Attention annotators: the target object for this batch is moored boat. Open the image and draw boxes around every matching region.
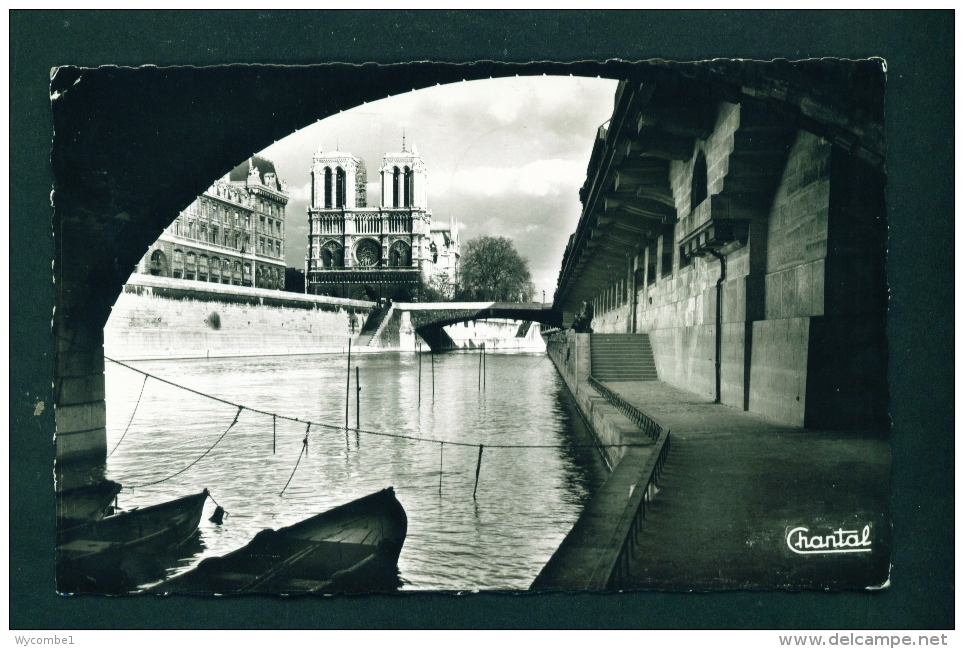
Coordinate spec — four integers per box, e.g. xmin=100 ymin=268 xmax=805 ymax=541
xmin=57 ymin=489 xmax=209 ymax=593
xmin=56 ymin=479 xmax=123 ymax=526
xmin=151 ymin=487 xmax=407 ymax=594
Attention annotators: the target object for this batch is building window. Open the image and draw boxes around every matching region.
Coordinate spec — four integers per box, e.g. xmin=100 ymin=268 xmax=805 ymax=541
xmin=173 ymin=270 xmax=182 ymax=279
xmin=149 ymin=249 xmax=167 ymax=276
xmin=234 ymin=212 xmax=239 ymax=226
xmin=691 ymin=150 xmax=708 ymax=211
xmin=245 ymin=215 xmax=251 ymax=228
xmin=212 ymin=226 xmax=218 ymax=244
xmin=404 ymin=166 xmax=412 ymax=207
xmin=678 ymin=246 xmax=692 ymax=270
xmin=389 ymin=241 xmax=411 ymax=267
xmin=260 ymin=216 xmax=266 ymax=232
xmin=173 ymin=249 xmax=183 ymax=264
xmin=324 ymin=167 xmax=333 ymax=209
xmin=259 ymin=237 xmax=265 ymax=254
xmin=336 ymin=167 xmax=346 ymax=208
xmin=392 ymin=167 xmax=400 ymax=208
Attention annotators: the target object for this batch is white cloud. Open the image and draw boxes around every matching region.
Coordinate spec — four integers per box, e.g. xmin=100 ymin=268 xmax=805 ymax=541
xmin=287 ymin=181 xmax=312 ymax=203
xmin=524 ymin=224 xmax=540 ymax=233
xmin=434 ymin=159 xmax=585 ymax=198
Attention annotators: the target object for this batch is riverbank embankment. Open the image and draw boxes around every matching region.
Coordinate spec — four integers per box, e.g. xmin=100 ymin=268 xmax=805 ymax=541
xmin=533 ymin=330 xmax=664 ymax=590
xmin=105 ymin=276 xmax=375 ymax=360
xmin=537 ymin=329 xmax=891 ymax=590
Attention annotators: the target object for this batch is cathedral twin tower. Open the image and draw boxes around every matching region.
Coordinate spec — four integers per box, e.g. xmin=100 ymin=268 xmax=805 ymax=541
xmin=306 ymin=141 xmax=457 ymax=301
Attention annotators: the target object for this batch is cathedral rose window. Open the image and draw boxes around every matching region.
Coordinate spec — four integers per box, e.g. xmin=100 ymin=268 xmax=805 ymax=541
xmin=355 ymin=239 xmax=381 ymax=267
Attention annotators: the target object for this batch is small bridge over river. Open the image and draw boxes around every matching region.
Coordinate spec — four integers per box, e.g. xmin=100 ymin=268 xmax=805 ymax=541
xmin=362 ymin=302 xmax=562 ymax=351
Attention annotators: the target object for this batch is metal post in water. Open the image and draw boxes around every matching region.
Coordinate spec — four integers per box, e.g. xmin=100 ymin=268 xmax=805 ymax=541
xmin=438 ymin=441 xmax=443 ymax=496
xmin=482 ymin=342 xmax=486 ymax=390
xmin=431 ymin=348 xmax=435 ymax=402
xmin=355 ymin=366 xmax=360 ymax=430
xmin=345 ymin=338 xmax=352 ymax=430
xmin=478 ymin=342 xmax=483 ymax=391
xmin=272 ymin=415 xmax=276 ymax=455
xmin=418 ymin=343 xmax=422 ymax=406
xmin=473 ymin=444 xmax=484 ymax=500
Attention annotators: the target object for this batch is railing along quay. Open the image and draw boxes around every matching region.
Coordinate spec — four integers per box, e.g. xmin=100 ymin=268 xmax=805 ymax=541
xmin=589 ymin=375 xmax=661 ymax=442
xmin=585 ymin=373 xmax=671 ymax=589
xmin=588 ymin=427 xmax=671 ymax=590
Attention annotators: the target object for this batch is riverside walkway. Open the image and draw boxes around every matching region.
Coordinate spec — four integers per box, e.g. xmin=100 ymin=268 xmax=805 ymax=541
xmin=600 ymin=381 xmax=891 ymax=590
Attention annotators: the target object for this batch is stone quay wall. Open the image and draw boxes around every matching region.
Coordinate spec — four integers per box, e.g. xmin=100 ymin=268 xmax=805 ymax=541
xmin=546 ymin=329 xmax=639 ymax=468
xmin=590 ymin=106 xmax=887 ymax=430
xmin=104 ymin=275 xmax=375 ymax=360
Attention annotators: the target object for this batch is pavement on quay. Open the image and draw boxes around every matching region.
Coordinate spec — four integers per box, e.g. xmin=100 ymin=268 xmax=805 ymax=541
xmin=600 ymin=380 xmax=892 ymax=590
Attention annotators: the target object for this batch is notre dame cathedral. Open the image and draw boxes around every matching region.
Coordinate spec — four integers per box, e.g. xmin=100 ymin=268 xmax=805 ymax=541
xmin=306 ymin=140 xmax=459 ymax=301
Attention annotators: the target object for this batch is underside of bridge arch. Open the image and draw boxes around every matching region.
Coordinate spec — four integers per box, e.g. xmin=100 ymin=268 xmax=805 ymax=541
xmin=51 ymin=59 xmax=886 ymax=463
xmin=49 ymin=61 xmax=639 ymax=464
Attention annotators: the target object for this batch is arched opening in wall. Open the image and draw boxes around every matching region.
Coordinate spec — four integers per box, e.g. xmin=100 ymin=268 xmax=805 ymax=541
xmin=222 ymin=258 xmax=231 ymax=284
xmin=336 ymin=167 xmax=346 ymax=208
xmin=403 ymin=166 xmax=412 ymax=207
xmin=210 ymin=256 xmax=221 ymax=283
xmin=47 ymin=66 xmax=888 ymax=592
xmin=392 ymin=166 xmax=400 ymax=208
xmin=243 ymin=263 xmax=252 ymax=287
xmin=198 ymin=255 xmax=209 ymax=282
xmin=149 ymin=249 xmax=167 ymax=276
xmin=691 ymin=150 xmax=708 ymax=211
xmin=324 ymin=167 xmax=333 ymax=209
xmin=185 ymin=252 xmax=197 ymax=280
xmin=172 ymin=249 xmax=183 ymax=278
xmin=388 ymin=241 xmax=411 ymax=267
xmin=321 ymin=240 xmax=343 ymax=268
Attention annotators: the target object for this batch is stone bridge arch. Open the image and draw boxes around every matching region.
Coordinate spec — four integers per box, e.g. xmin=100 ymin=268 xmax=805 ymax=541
xmin=51 ymin=59 xmax=885 ymax=463
xmin=51 ymin=62 xmax=636 ymax=463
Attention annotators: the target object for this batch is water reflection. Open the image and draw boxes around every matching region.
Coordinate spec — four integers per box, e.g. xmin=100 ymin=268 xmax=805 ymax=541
xmin=95 ymin=351 xmax=607 ymax=591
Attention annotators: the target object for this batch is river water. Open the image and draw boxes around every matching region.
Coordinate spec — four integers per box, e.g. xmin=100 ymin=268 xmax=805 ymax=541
xmin=103 ymin=350 xmax=608 ymax=591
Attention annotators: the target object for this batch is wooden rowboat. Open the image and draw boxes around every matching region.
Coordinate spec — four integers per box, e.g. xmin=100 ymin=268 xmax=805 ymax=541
xmin=151 ymin=487 xmax=407 ymax=594
xmin=56 ymin=479 xmax=122 ymax=526
xmin=57 ymin=489 xmax=209 ymax=593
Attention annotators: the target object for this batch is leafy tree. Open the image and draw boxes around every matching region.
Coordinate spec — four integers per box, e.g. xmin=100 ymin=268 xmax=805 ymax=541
xmin=415 ymin=271 xmax=455 ymax=303
xmin=456 ymin=236 xmax=535 ymax=302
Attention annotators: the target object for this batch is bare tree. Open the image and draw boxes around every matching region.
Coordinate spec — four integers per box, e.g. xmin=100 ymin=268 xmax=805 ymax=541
xmin=456 ymin=236 xmax=535 ymax=302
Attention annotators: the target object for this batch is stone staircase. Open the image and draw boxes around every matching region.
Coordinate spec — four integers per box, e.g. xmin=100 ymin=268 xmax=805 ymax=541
xmin=355 ymin=305 xmax=392 ymax=347
xmin=590 ymin=333 xmax=658 ymax=382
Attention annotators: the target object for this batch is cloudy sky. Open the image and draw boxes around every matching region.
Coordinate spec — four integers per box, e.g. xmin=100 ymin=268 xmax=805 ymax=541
xmin=256 ymin=75 xmax=618 ymax=300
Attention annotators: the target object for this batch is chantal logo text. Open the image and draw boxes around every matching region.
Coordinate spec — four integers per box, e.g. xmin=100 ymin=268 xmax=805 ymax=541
xmin=786 ymin=525 xmax=872 ymax=555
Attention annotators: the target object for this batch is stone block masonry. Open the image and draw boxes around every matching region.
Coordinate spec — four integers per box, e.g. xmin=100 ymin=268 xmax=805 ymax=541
xmin=104 ymin=275 xmax=375 ymax=360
